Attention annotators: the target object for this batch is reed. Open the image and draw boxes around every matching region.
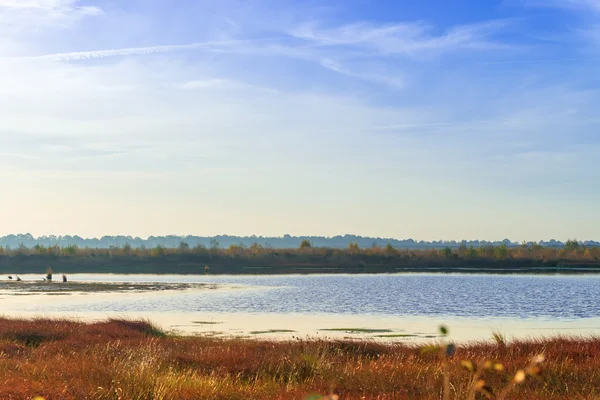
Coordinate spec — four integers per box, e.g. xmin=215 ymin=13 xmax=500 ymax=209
xmin=0 ymin=317 xmax=597 ymax=399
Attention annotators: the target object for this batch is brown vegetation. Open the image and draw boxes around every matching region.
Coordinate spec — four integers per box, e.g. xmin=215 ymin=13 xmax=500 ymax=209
xmin=0 ymin=318 xmax=598 ymax=399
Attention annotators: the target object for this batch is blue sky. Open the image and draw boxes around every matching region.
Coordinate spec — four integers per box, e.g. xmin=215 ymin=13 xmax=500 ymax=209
xmin=0 ymin=0 xmax=599 ymax=241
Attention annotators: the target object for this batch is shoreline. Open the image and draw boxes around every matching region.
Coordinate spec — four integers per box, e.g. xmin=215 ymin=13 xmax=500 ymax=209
xmin=2 ymin=309 xmax=600 ymax=344
xmin=3 ymin=268 xmax=600 ymax=275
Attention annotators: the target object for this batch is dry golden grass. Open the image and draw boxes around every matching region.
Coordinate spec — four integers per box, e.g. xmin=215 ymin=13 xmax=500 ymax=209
xmin=0 ymin=318 xmax=598 ymax=399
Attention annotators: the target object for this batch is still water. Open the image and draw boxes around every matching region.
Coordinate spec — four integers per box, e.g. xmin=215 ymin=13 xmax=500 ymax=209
xmin=21 ymin=273 xmax=600 ymax=318
xmin=2 ymin=273 xmax=600 ymax=341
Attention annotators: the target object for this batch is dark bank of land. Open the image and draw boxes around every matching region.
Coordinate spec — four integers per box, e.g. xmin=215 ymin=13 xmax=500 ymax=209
xmin=0 ymin=241 xmax=599 ymax=274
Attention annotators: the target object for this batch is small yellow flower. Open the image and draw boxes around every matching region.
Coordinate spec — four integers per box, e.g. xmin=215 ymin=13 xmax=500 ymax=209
xmin=513 ymin=369 xmax=526 ymax=383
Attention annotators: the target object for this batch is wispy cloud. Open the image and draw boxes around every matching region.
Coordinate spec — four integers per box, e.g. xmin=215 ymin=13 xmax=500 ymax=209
xmin=289 ymin=19 xmax=513 ymax=57
xmin=4 ymin=38 xmax=280 ymax=61
xmin=0 ymin=0 xmax=102 ymax=24
xmin=176 ymin=79 xmax=231 ymax=89
xmin=319 ymin=58 xmax=405 ymax=89
xmin=521 ymin=0 xmax=600 ymax=45
xmin=523 ymin=0 xmax=600 ymax=11
xmin=175 ymin=79 xmax=279 ymax=93
xmin=0 ymin=0 xmax=103 ymax=56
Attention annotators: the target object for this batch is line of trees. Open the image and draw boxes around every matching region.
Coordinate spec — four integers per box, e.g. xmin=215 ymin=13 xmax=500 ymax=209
xmin=0 ymin=239 xmax=598 ymax=262
xmin=1 ymin=234 xmax=598 ymax=250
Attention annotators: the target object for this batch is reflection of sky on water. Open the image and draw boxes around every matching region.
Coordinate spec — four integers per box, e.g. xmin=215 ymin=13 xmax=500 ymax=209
xmin=4 ymin=274 xmax=600 ymax=320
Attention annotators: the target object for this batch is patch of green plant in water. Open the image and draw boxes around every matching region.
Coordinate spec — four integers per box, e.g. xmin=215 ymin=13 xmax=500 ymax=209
xmin=375 ymin=334 xmax=419 ymax=338
xmin=320 ymin=328 xmax=393 ymax=333
xmin=198 ymin=331 xmax=224 ymax=336
xmin=249 ymin=329 xmax=296 ymax=334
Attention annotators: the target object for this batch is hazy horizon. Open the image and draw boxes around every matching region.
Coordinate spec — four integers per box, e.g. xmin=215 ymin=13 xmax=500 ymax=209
xmin=1 ymin=0 xmax=599 ymax=240
xmin=0 ymin=232 xmax=597 ymax=246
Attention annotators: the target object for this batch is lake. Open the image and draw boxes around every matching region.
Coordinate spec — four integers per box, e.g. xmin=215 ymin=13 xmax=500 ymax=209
xmin=2 ymin=273 xmax=600 ymax=342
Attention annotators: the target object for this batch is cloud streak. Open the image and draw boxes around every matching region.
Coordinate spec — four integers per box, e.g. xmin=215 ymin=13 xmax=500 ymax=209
xmin=0 ymin=0 xmax=100 ymax=12
xmin=319 ymin=58 xmax=405 ymax=88
xmin=289 ymin=19 xmax=514 ymax=56
xmin=5 ymin=38 xmax=278 ymax=61
xmin=522 ymin=0 xmax=600 ymax=46
xmin=0 ymin=0 xmax=102 ymax=24
xmin=523 ymin=0 xmax=600 ymax=11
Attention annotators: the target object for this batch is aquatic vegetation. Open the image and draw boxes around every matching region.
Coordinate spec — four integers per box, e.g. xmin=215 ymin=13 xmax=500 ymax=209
xmin=0 ymin=280 xmax=216 ymax=294
xmin=320 ymin=328 xmax=393 ymax=333
xmin=249 ymin=329 xmax=296 ymax=334
xmin=375 ymin=333 xmax=419 ymax=338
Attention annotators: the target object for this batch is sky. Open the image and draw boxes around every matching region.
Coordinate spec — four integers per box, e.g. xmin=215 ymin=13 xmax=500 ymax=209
xmin=0 ymin=0 xmax=599 ymax=241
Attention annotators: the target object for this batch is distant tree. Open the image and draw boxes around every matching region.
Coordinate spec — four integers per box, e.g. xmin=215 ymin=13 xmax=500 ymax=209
xmin=347 ymin=242 xmax=360 ymax=257
xmin=17 ymin=243 xmax=27 ymax=255
xmin=123 ymin=243 xmax=132 ymax=254
xmin=249 ymin=242 xmax=264 ymax=256
xmin=442 ymin=246 xmax=453 ymax=258
xmin=178 ymin=241 xmax=190 ymax=253
xmin=63 ymin=244 xmax=78 ymax=256
xmin=565 ymin=239 xmax=580 ymax=252
xmin=495 ymin=243 xmax=508 ymax=260
xmin=480 ymin=245 xmax=495 ymax=258
xmin=193 ymin=243 xmax=208 ymax=255
xmin=209 ymin=238 xmax=220 ymax=257
xmin=385 ymin=243 xmax=396 ymax=256
xmin=151 ymin=245 xmax=166 ymax=257
xmin=467 ymin=246 xmax=478 ymax=259
xmin=457 ymin=242 xmax=468 ymax=258
xmin=299 ymin=240 xmax=312 ymax=249
xmin=227 ymin=244 xmax=244 ymax=257
xmin=529 ymin=242 xmax=544 ymax=258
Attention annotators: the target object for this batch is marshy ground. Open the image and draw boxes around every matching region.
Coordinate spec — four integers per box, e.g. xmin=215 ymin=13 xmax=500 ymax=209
xmin=0 ymin=279 xmax=218 ymax=294
xmin=0 ymin=317 xmax=598 ymax=399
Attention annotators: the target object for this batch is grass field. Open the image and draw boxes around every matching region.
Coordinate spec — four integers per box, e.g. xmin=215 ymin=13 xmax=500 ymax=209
xmin=0 ymin=318 xmax=597 ymax=399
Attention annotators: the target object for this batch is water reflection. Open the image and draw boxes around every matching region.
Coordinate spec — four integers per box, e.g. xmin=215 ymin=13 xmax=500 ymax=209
xmin=6 ymin=273 xmax=600 ymax=319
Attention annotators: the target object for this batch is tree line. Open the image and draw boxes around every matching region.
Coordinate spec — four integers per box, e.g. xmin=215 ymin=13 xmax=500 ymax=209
xmin=0 ymin=239 xmax=598 ymax=262
xmin=1 ymin=233 xmax=598 ymax=250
